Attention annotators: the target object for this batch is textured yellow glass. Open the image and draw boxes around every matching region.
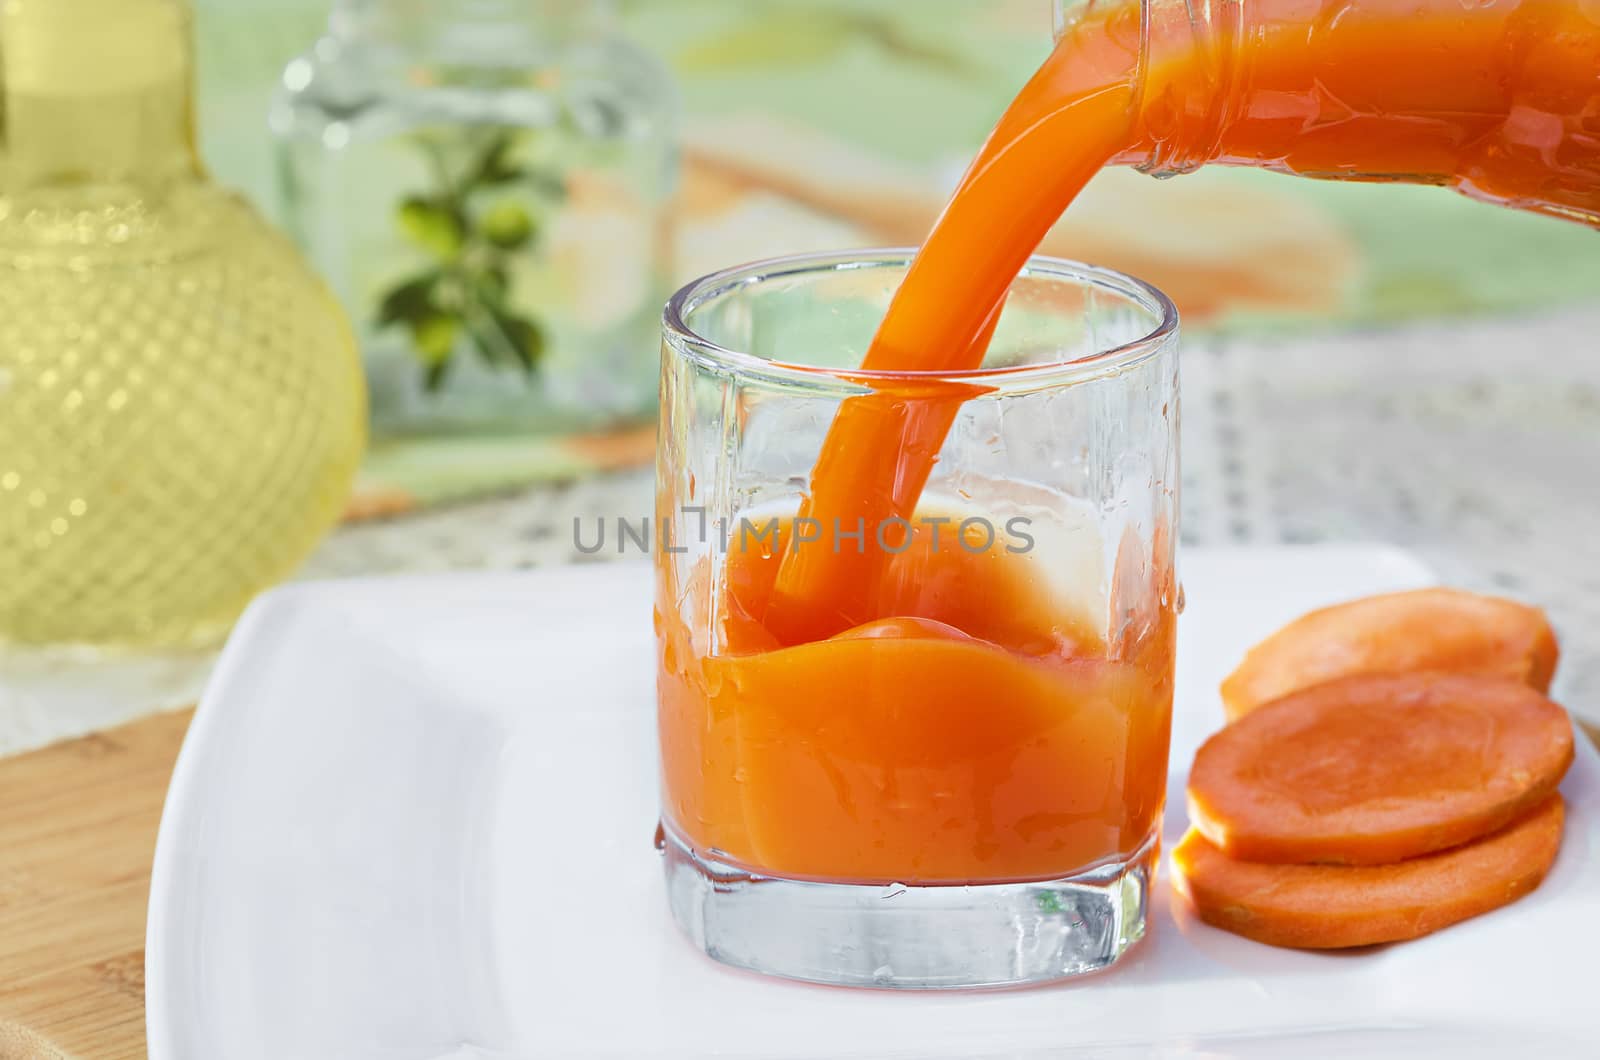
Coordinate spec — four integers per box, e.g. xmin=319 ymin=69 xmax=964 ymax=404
xmin=0 ymin=0 xmax=367 ymax=648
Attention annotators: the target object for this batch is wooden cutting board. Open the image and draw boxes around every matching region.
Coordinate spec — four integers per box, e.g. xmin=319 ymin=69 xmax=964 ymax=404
xmin=0 ymin=709 xmax=193 ymax=1060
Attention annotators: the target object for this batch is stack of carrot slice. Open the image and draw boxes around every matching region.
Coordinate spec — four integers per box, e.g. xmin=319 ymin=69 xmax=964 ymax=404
xmin=1173 ymin=588 xmax=1574 ymax=949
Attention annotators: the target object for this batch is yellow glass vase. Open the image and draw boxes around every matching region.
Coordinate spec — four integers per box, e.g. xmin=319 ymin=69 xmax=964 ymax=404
xmin=0 ymin=0 xmax=366 ymax=649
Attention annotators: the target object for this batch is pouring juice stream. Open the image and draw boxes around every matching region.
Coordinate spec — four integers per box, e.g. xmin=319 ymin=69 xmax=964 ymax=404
xmin=763 ymin=0 xmax=1600 ymax=645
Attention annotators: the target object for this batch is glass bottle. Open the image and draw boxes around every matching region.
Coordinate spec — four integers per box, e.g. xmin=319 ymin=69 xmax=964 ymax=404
xmin=0 ymin=0 xmax=366 ymax=650
xmin=271 ymin=0 xmax=678 ymax=438
xmin=1058 ymin=0 xmax=1600 ymax=227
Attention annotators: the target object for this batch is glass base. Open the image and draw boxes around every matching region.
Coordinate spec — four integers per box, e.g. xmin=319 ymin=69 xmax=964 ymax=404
xmin=660 ymin=825 xmax=1157 ymax=990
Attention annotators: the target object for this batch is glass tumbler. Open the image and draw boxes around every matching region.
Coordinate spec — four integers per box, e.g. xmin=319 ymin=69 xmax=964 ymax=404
xmin=655 ymin=250 xmax=1180 ymax=988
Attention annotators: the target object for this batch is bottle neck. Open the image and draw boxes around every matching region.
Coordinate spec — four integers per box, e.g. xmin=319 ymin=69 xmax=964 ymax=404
xmin=1055 ymin=0 xmax=1246 ymax=177
xmin=0 ymin=0 xmax=202 ymax=195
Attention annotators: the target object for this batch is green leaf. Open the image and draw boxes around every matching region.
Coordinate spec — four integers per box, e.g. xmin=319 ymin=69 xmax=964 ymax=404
xmin=375 ymin=271 xmax=442 ymax=328
xmin=469 ymin=130 xmax=527 ymax=187
xmin=478 ymin=201 xmax=536 ymax=250
xmin=480 ymin=264 xmax=511 ymax=301
xmin=408 ymin=313 xmax=460 ymax=365
xmin=423 ymin=358 xmax=452 ymax=393
xmin=498 ymin=311 xmax=545 ymax=373
xmin=397 ymin=196 xmax=466 ymax=259
xmin=464 ymin=318 xmax=508 ymax=369
xmin=468 ymin=303 xmax=545 ymax=375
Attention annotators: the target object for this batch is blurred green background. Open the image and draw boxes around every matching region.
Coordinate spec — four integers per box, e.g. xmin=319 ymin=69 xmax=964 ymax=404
xmin=198 ymin=0 xmax=1599 ymax=330
xmin=193 ymin=0 xmax=1598 ymax=509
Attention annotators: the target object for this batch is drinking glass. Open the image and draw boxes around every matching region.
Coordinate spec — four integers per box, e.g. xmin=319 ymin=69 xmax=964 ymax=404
xmin=655 ymin=250 xmax=1180 ymax=988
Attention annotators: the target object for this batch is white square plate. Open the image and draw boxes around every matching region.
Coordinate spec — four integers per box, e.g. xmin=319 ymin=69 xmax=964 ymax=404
xmin=147 ymin=547 xmax=1600 ymax=1059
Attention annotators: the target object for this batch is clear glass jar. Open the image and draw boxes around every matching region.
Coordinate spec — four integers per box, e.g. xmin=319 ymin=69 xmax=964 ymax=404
xmin=655 ymin=250 xmax=1181 ymax=988
xmin=271 ymin=0 xmax=677 ymax=438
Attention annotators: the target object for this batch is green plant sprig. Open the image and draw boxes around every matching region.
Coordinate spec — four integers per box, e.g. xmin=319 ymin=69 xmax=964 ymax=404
xmin=377 ymin=128 xmax=565 ymax=391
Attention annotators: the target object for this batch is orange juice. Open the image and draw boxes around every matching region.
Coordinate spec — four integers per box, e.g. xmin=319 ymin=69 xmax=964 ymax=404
xmin=658 ymin=514 xmax=1175 ymax=884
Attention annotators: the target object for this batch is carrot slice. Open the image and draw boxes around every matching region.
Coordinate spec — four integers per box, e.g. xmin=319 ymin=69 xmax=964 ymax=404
xmin=1172 ymin=795 xmax=1565 ymax=949
xmin=1221 ymin=588 xmax=1559 ymax=722
xmin=1188 ymin=673 xmax=1573 ymax=865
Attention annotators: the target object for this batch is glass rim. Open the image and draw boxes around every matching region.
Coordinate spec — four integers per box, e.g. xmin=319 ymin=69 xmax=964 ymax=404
xmin=662 ymin=248 xmax=1179 ymax=394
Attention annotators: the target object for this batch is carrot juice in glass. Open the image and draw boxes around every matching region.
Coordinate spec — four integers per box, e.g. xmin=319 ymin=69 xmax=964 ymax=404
xmin=654 ymin=251 xmax=1179 ymax=988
